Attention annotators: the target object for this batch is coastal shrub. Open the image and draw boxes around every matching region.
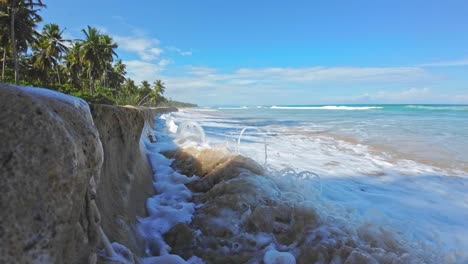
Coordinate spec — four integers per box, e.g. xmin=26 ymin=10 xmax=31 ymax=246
xmin=71 ymin=90 xmax=116 ymax=105
xmin=158 ymin=98 xmax=198 ymax=108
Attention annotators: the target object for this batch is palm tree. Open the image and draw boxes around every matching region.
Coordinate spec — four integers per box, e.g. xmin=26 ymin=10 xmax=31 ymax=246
xmin=140 ymin=80 xmax=151 ymax=90
xmin=137 ymin=80 xmax=154 ymax=106
xmin=80 ymin=26 xmax=101 ymax=94
xmin=152 ymin=79 xmax=165 ymax=104
xmin=64 ymin=41 xmax=84 ymax=89
xmin=0 ymin=0 xmax=45 ymax=84
xmin=153 ymin=79 xmax=165 ymax=95
xmin=40 ymin=23 xmax=68 ymax=83
xmin=80 ymin=26 xmax=118 ymax=94
xmin=99 ymin=34 xmax=117 ymax=87
xmin=123 ymin=78 xmax=137 ymax=94
xmin=108 ymin=59 xmax=126 ymax=89
xmin=31 ymin=23 xmax=68 ymax=85
xmin=0 ymin=21 xmax=9 ymax=81
xmin=116 ymin=77 xmax=138 ymax=105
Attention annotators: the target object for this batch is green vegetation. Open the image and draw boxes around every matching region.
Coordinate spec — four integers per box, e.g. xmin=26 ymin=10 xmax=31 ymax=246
xmin=0 ymin=0 xmax=196 ymax=107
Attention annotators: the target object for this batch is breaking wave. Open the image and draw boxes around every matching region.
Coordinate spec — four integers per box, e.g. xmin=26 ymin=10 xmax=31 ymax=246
xmin=405 ymin=105 xmax=468 ymax=111
xmin=271 ymin=105 xmax=383 ymax=110
xmin=130 ymin=111 xmax=468 ymax=264
xmin=218 ymin=106 xmax=249 ymax=110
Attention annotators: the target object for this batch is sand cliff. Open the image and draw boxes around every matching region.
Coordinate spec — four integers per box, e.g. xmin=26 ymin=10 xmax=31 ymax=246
xmin=0 ymin=84 xmax=176 ymax=263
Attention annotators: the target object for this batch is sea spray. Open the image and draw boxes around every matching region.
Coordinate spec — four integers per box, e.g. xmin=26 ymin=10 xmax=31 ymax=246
xmin=237 ymin=126 xmax=268 ymax=166
xmin=171 ymin=107 xmax=468 ymax=263
xmin=176 ymin=121 xmax=206 ymax=145
xmin=135 ymin=112 xmax=434 ymax=263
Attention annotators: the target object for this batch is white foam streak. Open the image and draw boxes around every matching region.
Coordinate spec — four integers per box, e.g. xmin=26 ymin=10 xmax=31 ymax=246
xmin=138 ymin=117 xmax=201 ymax=262
xmin=271 ymin=105 xmax=383 ymax=110
xmin=218 ymin=106 xmax=249 ymax=110
xmin=406 ymin=105 xmax=468 ymax=111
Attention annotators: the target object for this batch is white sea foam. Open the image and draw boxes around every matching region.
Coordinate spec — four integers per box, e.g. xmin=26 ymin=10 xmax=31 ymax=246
xmin=137 ymin=117 xmax=203 ymax=263
xmin=166 ymin=109 xmax=468 ymax=263
xmin=263 ymin=247 xmax=296 ymax=264
xmin=271 ymin=105 xmax=383 ymax=110
xmin=129 ymin=108 xmax=468 ymax=262
xmin=406 ymin=105 xmax=468 ymax=111
xmin=218 ymin=106 xmax=249 ymax=110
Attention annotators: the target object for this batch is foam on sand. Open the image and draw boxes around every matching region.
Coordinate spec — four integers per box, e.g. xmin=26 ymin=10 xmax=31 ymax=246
xmin=133 ymin=112 xmax=438 ymax=263
xmin=137 ymin=117 xmax=202 ymax=263
xmin=160 ymin=109 xmax=468 ymax=263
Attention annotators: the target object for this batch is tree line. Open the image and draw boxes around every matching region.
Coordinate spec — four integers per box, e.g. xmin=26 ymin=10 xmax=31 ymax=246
xmin=0 ymin=0 xmax=195 ymax=107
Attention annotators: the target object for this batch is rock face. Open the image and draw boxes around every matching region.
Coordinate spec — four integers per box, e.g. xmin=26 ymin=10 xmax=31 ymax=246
xmin=90 ymin=105 xmax=159 ymax=256
xmin=0 ymin=84 xmax=176 ymax=263
xmin=0 ymin=84 xmax=103 ymax=263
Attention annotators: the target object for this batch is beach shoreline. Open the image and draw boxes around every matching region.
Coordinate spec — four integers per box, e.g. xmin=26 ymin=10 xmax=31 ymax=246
xmin=1 ymin=85 xmax=467 ymax=263
xmin=149 ymin=108 xmax=468 ymax=263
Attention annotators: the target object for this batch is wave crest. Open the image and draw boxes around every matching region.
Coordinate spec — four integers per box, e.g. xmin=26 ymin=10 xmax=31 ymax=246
xmin=271 ymin=105 xmax=383 ymax=110
xmin=406 ymin=105 xmax=468 ymax=111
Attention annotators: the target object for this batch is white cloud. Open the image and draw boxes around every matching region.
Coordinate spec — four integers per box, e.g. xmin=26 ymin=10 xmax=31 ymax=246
xmin=340 ymin=88 xmax=433 ymax=103
xmin=158 ymin=59 xmax=172 ymax=67
xmin=418 ymin=58 xmax=468 ymax=67
xmin=453 ymin=93 xmax=468 ymax=103
xmin=165 ymin=65 xmax=429 ymax=90
xmin=162 ymin=66 xmax=432 ymax=105
xmin=125 ymin=59 xmax=171 ymax=84
xmin=94 ymin=25 xmax=109 ymax=34
xmin=61 ymin=31 xmax=76 ymax=48
xmin=180 ymin=51 xmax=193 ymax=56
xmin=187 ymin=66 xmax=217 ymax=76
xmin=88 ymin=24 xmax=174 ymax=84
xmin=168 ymin=46 xmax=193 ymax=56
xmin=228 ymin=66 xmax=428 ymax=83
xmin=113 ymin=35 xmax=163 ymax=61
xmin=327 ymin=88 xmax=468 ymax=104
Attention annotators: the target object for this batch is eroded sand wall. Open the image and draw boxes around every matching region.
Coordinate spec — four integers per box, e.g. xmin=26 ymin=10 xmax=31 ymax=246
xmin=90 ymin=105 xmax=176 ymax=257
xmin=0 ymin=84 xmax=176 ymax=263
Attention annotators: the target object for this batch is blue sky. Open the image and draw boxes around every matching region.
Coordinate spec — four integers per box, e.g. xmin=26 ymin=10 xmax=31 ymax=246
xmin=42 ymin=0 xmax=468 ymax=105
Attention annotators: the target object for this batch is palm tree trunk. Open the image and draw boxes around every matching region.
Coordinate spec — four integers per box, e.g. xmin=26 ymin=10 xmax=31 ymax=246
xmin=11 ymin=8 xmax=19 ymax=85
xmin=2 ymin=48 xmax=6 ymax=82
xmin=137 ymin=93 xmax=151 ymax=106
xmin=89 ymin=70 xmax=95 ymax=94
xmin=55 ymin=65 xmax=61 ymax=85
xmin=104 ymin=64 xmax=107 ymax=87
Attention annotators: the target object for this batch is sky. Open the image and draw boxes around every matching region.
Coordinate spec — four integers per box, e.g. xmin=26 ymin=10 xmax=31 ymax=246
xmin=41 ymin=0 xmax=468 ymax=106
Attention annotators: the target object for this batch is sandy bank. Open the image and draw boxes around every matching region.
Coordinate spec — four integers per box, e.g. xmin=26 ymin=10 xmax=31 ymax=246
xmin=90 ymin=104 xmax=176 ymax=258
xmin=0 ymin=84 xmax=176 ymax=263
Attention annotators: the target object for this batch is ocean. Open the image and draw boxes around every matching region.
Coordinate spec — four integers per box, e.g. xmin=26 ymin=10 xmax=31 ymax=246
xmin=202 ymin=104 xmax=468 ymax=174
xmin=164 ymin=104 xmax=468 ymax=263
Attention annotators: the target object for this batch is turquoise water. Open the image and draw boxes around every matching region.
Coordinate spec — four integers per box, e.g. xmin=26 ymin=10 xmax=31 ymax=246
xmin=168 ymin=105 xmax=468 ymax=262
xmin=209 ymin=104 xmax=468 ymax=173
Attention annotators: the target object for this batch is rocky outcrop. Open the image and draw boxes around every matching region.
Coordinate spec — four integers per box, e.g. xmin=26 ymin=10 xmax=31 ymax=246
xmin=0 ymin=84 xmax=176 ymax=263
xmin=90 ymin=105 xmax=175 ymax=258
xmin=0 ymin=84 xmax=103 ymax=263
